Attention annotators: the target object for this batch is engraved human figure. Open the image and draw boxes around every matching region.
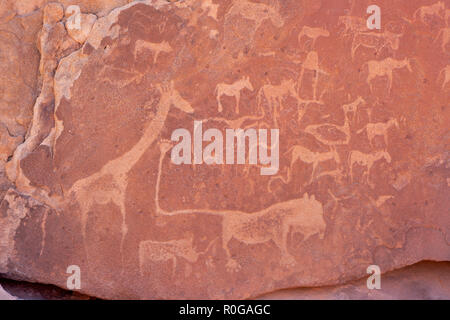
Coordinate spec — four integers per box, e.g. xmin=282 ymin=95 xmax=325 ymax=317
xmin=99 ymin=65 xmax=145 ymax=88
xmin=369 ymin=195 xmax=394 ymax=208
xmin=215 ymin=76 xmax=254 ymax=114
xmin=298 ymin=51 xmax=328 ymax=100
xmin=365 ymin=58 xmax=413 ymax=93
xmin=69 ymin=81 xmax=194 ymax=268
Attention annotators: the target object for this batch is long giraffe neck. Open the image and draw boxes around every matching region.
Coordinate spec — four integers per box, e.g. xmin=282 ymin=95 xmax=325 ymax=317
xmin=111 ymin=93 xmax=173 ymax=173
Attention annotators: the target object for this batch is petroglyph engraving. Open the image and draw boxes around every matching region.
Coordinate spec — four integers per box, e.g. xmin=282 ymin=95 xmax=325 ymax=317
xmin=298 ymin=26 xmax=330 ymax=49
xmin=338 ymin=16 xmax=367 ymax=35
xmin=365 ymin=58 xmax=412 ymax=93
xmin=154 ymin=143 xmax=326 ymax=272
xmin=435 ymin=28 xmax=449 ymax=52
xmin=342 ymin=96 xmax=366 ymax=123
xmin=299 ymin=51 xmax=328 ymax=100
xmin=349 ymin=150 xmax=392 ymax=187
xmin=413 ymin=1 xmax=446 ymax=24
xmin=351 ymin=31 xmax=402 ymax=59
xmin=139 ymin=234 xmax=218 ymax=277
xmin=437 ymin=65 xmax=450 ymax=88
xmin=134 ymin=39 xmax=173 ymax=64
xmin=69 ymin=81 xmax=193 ymax=268
xmin=257 ymin=79 xmax=320 ymax=125
xmin=304 ymin=103 xmax=352 ymax=147
xmin=215 ymin=76 xmax=254 ymax=114
xmin=227 ymin=0 xmax=284 ymax=30
xmin=357 ymin=118 xmax=399 ymax=147
xmin=285 ymin=145 xmax=340 ymax=184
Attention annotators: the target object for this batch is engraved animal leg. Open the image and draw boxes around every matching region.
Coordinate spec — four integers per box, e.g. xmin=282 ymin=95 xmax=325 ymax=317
xmin=277 ymin=222 xmax=295 ymax=267
xmin=216 ymin=87 xmax=223 ymax=113
xmin=217 ymin=94 xmax=223 ymax=113
xmin=235 ymin=92 xmax=240 ymax=114
xmin=313 ymin=71 xmax=319 ymax=100
xmin=366 ymin=161 xmax=376 ymax=188
xmin=222 ymin=224 xmax=240 ymax=272
xmin=310 ymin=161 xmax=318 ymax=184
xmin=351 ymin=39 xmax=360 ymax=59
xmin=383 ymin=132 xmax=389 ymax=146
xmin=387 ymin=70 xmax=393 ymax=94
xmin=119 ymin=195 xmax=128 ymax=273
xmin=367 ymin=73 xmax=375 ymax=93
xmin=349 ymin=159 xmax=355 ymax=183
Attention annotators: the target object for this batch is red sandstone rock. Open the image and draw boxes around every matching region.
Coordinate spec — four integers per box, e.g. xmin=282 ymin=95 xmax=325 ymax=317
xmin=0 ymin=0 xmax=449 ymax=299
xmin=1 ymin=261 xmax=449 ymax=300
xmin=258 ymin=261 xmax=450 ymax=300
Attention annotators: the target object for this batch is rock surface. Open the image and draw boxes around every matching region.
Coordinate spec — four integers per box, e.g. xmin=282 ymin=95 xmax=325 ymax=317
xmin=259 ymin=261 xmax=450 ymax=300
xmin=0 ymin=0 xmax=449 ymax=299
xmin=1 ymin=261 xmax=449 ymax=299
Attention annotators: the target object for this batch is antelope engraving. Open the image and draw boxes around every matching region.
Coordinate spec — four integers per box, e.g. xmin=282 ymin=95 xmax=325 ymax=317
xmin=257 ymin=79 xmax=318 ymax=126
xmin=437 ymin=65 xmax=450 ymax=88
xmin=298 ymin=26 xmax=330 ymax=48
xmin=227 ymin=0 xmax=284 ymax=30
xmin=351 ymin=31 xmax=402 ymax=59
xmin=287 ymin=145 xmax=340 ymax=184
xmin=134 ymin=39 xmax=173 ymax=64
xmin=358 ymin=118 xmax=399 ymax=147
xmin=215 ymin=76 xmax=254 ymax=114
xmin=342 ymin=96 xmax=366 ymax=123
xmin=365 ymin=58 xmax=413 ymax=93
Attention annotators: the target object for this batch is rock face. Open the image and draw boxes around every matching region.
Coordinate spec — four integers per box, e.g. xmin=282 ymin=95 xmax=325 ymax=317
xmin=259 ymin=261 xmax=450 ymax=300
xmin=0 ymin=0 xmax=449 ymax=299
